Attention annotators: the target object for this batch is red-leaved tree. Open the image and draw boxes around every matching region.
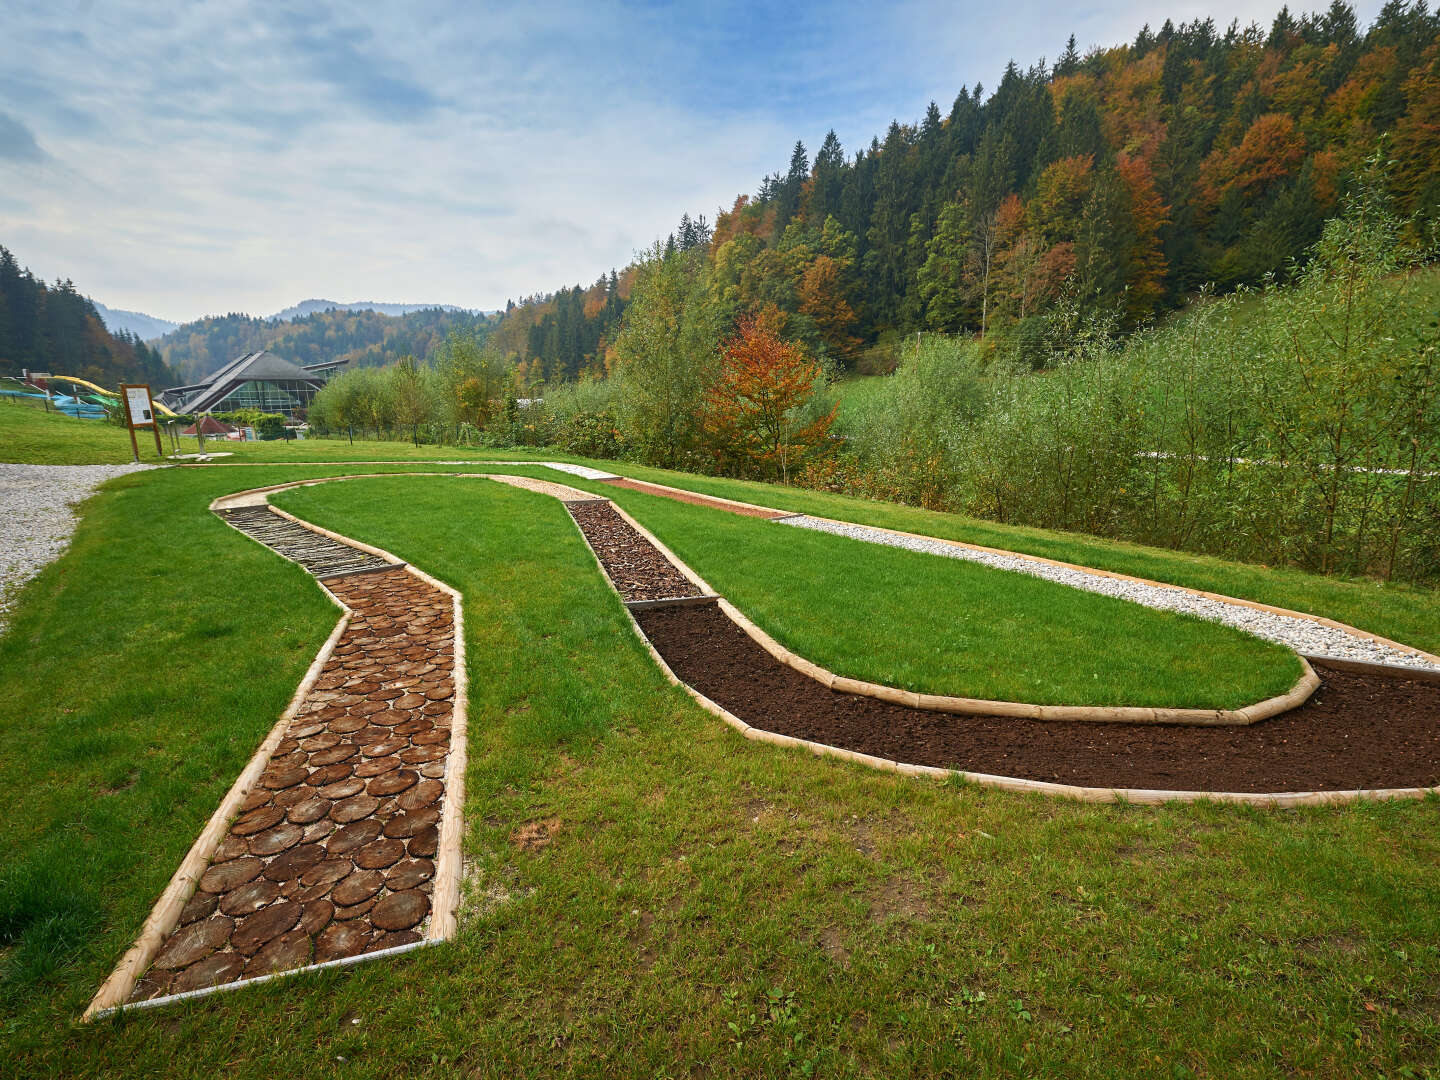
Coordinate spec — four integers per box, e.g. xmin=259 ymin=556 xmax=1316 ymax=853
xmin=703 ymin=312 xmax=836 ymax=482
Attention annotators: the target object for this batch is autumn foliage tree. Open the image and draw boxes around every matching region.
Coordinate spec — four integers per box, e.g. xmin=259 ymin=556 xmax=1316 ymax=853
xmin=703 ymin=313 xmax=836 ymax=482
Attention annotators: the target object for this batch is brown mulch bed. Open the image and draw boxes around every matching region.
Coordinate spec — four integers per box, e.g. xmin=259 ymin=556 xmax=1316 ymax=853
xmin=601 ymin=477 xmax=789 ymax=518
xmin=636 ymin=601 xmax=1440 ymax=793
xmin=130 ymin=567 xmax=453 ymax=1002
xmin=567 ymin=500 xmax=701 ymax=602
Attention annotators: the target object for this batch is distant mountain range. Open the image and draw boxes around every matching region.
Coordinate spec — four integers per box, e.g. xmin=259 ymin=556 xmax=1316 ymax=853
xmin=268 ymin=299 xmax=475 ymax=321
xmin=90 ymin=301 xmax=180 ymax=341
xmin=93 ymin=298 xmax=482 ymax=343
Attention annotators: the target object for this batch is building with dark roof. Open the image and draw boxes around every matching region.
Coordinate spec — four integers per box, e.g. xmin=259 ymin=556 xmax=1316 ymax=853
xmin=158 ymin=351 xmax=343 ymax=419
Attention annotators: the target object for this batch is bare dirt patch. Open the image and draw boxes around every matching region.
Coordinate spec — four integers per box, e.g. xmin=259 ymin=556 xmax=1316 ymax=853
xmin=637 ymin=600 xmax=1440 ymax=794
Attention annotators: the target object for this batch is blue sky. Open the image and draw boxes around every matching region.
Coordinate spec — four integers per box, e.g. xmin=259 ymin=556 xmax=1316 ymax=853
xmin=0 ymin=0 xmax=1380 ymax=322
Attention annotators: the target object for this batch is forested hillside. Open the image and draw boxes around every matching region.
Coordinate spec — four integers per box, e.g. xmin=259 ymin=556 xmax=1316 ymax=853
xmin=0 ymin=246 xmax=172 ymax=388
xmin=158 ymin=306 xmax=498 ymax=382
xmin=491 ymin=1 xmax=1440 ymax=374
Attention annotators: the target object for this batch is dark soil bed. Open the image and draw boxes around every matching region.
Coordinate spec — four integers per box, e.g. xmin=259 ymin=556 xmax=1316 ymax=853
xmin=602 ymin=477 xmax=788 ymax=518
xmin=637 ymin=601 xmax=1440 ymax=793
xmin=568 ymin=501 xmax=701 ymax=602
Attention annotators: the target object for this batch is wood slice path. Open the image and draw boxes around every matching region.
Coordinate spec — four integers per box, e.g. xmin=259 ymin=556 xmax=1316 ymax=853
xmin=91 ymin=505 xmax=465 ymax=1014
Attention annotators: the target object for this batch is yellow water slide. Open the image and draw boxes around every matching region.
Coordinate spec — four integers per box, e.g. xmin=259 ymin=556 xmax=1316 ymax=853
xmin=46 ymin=374 xmax=180 ymax=416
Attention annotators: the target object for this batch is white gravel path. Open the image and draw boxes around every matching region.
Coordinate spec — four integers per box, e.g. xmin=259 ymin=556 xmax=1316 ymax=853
xmin=782 ymin=515 xmax=1440 ymax=672
xmin=0 ymin=463 xmax=157 ymax=635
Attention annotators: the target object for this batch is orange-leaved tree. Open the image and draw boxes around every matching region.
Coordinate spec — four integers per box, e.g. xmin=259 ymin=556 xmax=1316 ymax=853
xmin=703 ymin=311 xmax=836 ymax=482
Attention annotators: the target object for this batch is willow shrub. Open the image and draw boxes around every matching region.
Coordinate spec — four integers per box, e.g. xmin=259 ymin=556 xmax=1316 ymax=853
xmin=828 ymin=190 xmax=1440 ymax=582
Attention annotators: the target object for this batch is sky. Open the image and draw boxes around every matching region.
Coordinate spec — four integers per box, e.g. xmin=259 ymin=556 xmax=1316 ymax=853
xmin=0 ymin=0 xmax=1382 ymax=324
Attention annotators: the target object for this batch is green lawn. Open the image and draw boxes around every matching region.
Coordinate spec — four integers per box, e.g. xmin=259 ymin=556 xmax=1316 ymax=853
xmin=451 ymin=468 xmax=1298 ymax=709
xmin=8 ymin=397 xmax=1439 ymax=659
xmin=2 ymin=469 xmax=1437 ymax=1077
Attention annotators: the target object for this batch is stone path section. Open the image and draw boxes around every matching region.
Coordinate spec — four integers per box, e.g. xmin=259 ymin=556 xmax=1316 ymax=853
xmin=128 ymin=566 xmax=454 ymax=1002
xmin=218 ymin=506 xmax=395 ymax=578
xmin=783 ymin=516 xmax=1440 ymax=672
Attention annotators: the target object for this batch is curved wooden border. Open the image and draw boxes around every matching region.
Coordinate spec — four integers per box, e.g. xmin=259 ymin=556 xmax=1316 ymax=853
xmin=86 ymin=484 xmax=471 ymax=1020
xmin=598 ymin=500 xmax=1319 ymax=725
xmin=598 ymin=473 xmax=1440 ymax=671
xmin=548 ymin=494 xmax=1440 ymax=807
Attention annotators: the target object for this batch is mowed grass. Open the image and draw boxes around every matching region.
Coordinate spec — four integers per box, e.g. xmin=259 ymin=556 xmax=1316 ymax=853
xmin=2 ymin=470 xmax=1437 ymax=1076
xmin=472 ymin=469 xmax=1299 ymax=709
xmin=0 ymin=400 xmax=171 ymax=465
xmin=576 ymin=460 xmax=1440 ymax=660
xmin=0 ymin=401 xmax=546 ymax=466
xmin=9 ymin=399 xmax=1438 ymax=660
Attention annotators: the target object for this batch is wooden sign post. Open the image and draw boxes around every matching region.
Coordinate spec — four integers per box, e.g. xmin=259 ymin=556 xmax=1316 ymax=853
xmin=119 ymin=383 xmax=163 ymax=463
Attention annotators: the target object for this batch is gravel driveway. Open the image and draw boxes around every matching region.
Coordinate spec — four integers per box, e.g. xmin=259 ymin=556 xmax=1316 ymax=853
xmin=0 ymin=463 xmax=157 ymax=635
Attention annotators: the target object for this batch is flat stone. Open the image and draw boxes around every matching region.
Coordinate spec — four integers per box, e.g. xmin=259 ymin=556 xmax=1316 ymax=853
xmin=317 ymin=778 xmax=363 ymax=800
xmin=272 ymin=785 xmax=310 ymax=808
xmin=407 ymin=825 xmax=439 ymax=858
xmin=249 ymin=822 xmax=304 ymax=857
xmin=288 ymin=797 xmax=331 ymax=825
xmin=171 ymin=951 xmax=246 ymax=992
xmin=302 ymin=818 xmax=336 ymax=843
xmin=153 ymin=916 xmax=233 ymax=970
xmin=177 ymin=890 xmax=219 ymax=926
xmin=327 ymin=818 xmax=383 ymax=854
xmin=354 ymin=756 xmax=400 ymax=778
xmin=219 ymin=879 xmax=282 ymax=917
xmin=299 ymin=899 xmax=335 ymax=936
xmin=231 ymin=806 xmax=283 ymax=836
xmin=300 ymin=857 xmax=354 ymax=889
xmin=306 ymin=763 xmax=353 ymax=787
xmin=331 ymin=794 xmax=380 ymax=823
xmin=384 ymin=807 xmax=440 ymax=839
xmin=371 ymin=929 xmax=425 ymax=951
xmin=288 ymin=721 xmax=326 ymax=739
xmin=315 ymin=921 xmax=370 ymax=963
xmin=232 ymin=900 xmax=302 ymax=954
xmin=354 ymin=837 xmax=406 ymax=870
xmin=200 ymin=858 xmax=262 ymax=893
xmin=260 ymin=764 xmax=308 ymax=790
xmin=371 ymin=890 xmax=429 ymax=932
xmin=386 ymin=858 xmax=434 ymax=891
xmin=249 ymin=929 xmax=312 ymax=975
xmin=369 ymin=709 xmax=411 ymax=727
xmin=310 ymin=744 xmax=357 ymax=767
xmin=397 ymin=780 xmax=443 ymax=811
xmin=367 ymin=770 xmax=418 ymax=797
xmin=262 ymin=843 xmax=325 ymax=882
xmin=332 ymin=870 xmax=384 ymax=907
xmin=361 ymin=738 xmax=406 ymax=758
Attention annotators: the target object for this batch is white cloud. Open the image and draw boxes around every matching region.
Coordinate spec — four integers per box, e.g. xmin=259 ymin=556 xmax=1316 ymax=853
xmin=0 ymin=0 xmax=1386 ymax=321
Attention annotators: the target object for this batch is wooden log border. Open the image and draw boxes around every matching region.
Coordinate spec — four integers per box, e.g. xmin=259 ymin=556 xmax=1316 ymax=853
xmin=84 ymin=482 xmax=471 ymax=1020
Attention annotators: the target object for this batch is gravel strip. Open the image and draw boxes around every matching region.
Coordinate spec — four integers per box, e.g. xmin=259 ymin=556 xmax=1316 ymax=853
xmin=0 ymin=463 xmax=157 ymax=635
xmin=783 ymin=516 xmax=1440 ymax=672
